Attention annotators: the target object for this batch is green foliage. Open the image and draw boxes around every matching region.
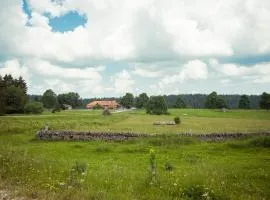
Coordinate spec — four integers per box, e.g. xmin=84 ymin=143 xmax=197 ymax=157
xmin=0 ymin=75 xmax=28 ymax=114
xmin=174 ymin=116 xmax=181 ymax=124
xmin=58 ymin=92 xmax=82 ymax=108
xmin=182 ymin=185 xmax=226 ymax=200
xmin=24 ymin=101 xmax=44 ymax=114
xmin=0 ymin=111 xmax=270 ymax=199
xmin=238 ymin=95 xmax=251 ymax=109
xmin=5 ymin=86 xmax=27 ymax=114
xmin=146 ymin=96 xmax=165 ymax=115
xmin=95 ymin=145 xmax=111 ymax=152
xmin=42 ymin=89 xmax=57 ymax=109
xmin=149 ymin=148 xmax=157 ymax=183
xmin=249 ymin=137 xmax=270 ymax=148
xmin=67 ymin=161 xmax=88 ymax=188
xmin=135 ymin=93 xmax=149 ymax=109
xmin=260 ymin=92 xmax=270 ymax=110
xmin=120 ymin=93 xmax=134 ymax=108
xmin=174 ymin=96 xmax=186 ymax=108
xmin=164 ymin=161 xmax=174 ymax=171
xmin=0 ymin=76 xmax=7 ymax=115
xmin=205 ymin=91 xmax=228 ymax=109
xmin=146 ymin=96 xmax=168 ymax=115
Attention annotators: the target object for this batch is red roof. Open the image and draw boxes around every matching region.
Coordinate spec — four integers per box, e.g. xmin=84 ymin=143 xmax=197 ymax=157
xmin=86 ymin=100 xmax=119 ymax=109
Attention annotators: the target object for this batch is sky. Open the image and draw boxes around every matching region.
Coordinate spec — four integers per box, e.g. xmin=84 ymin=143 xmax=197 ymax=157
xmin=0 ymin=0 xmax=270 ymax=98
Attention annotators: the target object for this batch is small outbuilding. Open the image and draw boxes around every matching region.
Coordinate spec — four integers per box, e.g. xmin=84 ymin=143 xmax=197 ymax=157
xmin=62 ymin=104 xmax=72 ymax=110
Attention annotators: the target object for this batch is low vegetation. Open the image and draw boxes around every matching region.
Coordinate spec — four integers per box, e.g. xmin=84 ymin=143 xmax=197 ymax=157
xmin=0 ymin=109 xmax=269 ymax=199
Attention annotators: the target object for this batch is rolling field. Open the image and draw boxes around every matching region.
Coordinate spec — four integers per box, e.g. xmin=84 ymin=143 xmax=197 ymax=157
xmin=0 ymin=109 xmax=270 ymax=199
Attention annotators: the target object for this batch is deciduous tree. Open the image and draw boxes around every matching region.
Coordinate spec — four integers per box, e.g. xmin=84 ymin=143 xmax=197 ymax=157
xmin=260 ymin=92 xmax=270 ymax=110
xmin=238 ymin=95 xmax=251 ymax=109
xmin=120 ymin=93 xmax=134 ymax=108
xmin=135 ymin=93 xmax=149 ymax=109
xmin=146 ymin=96 xmax=168 ymax=115
xmin=41 ymin=89 xmax=57 ymax=109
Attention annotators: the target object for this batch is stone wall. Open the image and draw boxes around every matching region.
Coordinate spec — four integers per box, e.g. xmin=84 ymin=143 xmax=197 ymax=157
xmin=36 ymin=130 xmax=270 ymax=141
xmin=36 ymin=130 xmax=148 ymax=141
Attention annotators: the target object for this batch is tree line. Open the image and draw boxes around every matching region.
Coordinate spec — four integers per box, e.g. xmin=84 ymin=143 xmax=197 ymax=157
xmin=1 ymin=74 xmax=270 ymax=115
xmin=0 ymin=74 xmax=83 ymax=115
xmin=118 ymin=91 xmax=270 ymax=114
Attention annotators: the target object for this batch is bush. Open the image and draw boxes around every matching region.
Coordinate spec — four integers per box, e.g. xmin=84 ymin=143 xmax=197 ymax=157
xmin=103 ymin=108 xmax=111 ymax=116
xmin=249 ymin=137 xmax=270 ymax=148
xmin=174 ymin=116 xmax=181 ymax=124
xmin=164 ymin=161 xmax=174 ymax=171
xmin=52 ymin=105 xmax=61 ymax=113
xmin=182 ymin=185 xmax=226 ymax=200
xmin=24 ymin=101 xmax=44 ymax=114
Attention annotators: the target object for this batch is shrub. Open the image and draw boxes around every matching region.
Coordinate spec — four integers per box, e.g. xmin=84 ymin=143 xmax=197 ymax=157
xmin=249 ymin=137 xmax=270 ymax=148
xmin=182 ymin=185 xmax=226 ymax=200
xmin=102 ymin=108 xmax=111 ymax=116
xmin=164 ymin=161 xmax=174 ymax=171
xmin=174 ymin=116 xmax=181 ymax=124
xmin=24 ymin=101 xmax=44 ymax=114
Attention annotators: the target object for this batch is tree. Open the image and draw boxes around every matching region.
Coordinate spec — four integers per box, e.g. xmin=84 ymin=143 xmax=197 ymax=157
xmin=41 ymin=89 xmax=57 ymax=109
xmin=135 ymin=93 xmax=149 ymax=109
xmin=24 ymin=101 xmax=44 ymax=114
xmin=146 ymin=96 xmax=168 ymax=115
xmin=14 ymin=76 xmax=27 ymax=94
xmin=58 ymin=92 xmax=82 ymax=108
xmin=238 ymin=95 xmax=251 ymax=109
xmin=205 ymin=91 xmax=227 ymax=109
xmin=0 ymin=76 xmax=7 ymax=115
xmin=5 ymin=86 xmax=27 ymax=114
xmin=260 ymin=92 xmax=270 ymax=110
xmin=174 ymin=96 xmax=186 ymax=108
xmin=120 ymin=93 xmax=134 ymax=108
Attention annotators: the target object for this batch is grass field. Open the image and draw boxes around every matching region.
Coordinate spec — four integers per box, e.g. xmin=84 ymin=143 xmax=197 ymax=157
xmin=0 ymin=109 xmax=269 ymax=199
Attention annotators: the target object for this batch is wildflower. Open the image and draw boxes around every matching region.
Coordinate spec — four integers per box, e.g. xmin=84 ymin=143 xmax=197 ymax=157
xmin=202 ymin=192 xmax=209 ymax=197
xmin=59 ymin=182 xmax=65 ymax=186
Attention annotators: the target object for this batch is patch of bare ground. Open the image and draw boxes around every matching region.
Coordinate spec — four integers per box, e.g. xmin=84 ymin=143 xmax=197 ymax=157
xmin=0 ymin=189 xmax=24 ymax=200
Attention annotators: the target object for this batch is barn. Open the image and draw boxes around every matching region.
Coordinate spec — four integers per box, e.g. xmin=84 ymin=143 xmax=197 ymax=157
xmin=86 ymin=100 xmax=120 ymax=109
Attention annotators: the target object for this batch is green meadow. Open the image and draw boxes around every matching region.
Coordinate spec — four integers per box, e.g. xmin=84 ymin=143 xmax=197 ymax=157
xmin=0 ymin=109 xmax=270 ymax=199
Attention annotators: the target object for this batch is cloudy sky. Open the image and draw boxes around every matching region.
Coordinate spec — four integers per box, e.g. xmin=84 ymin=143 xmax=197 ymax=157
xmin=0 ymin=0 xmax=270 ymax=97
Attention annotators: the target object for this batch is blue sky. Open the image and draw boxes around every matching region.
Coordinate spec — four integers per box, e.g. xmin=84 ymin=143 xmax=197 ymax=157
xmin=0 ymin=0 xmax=270 ymax=98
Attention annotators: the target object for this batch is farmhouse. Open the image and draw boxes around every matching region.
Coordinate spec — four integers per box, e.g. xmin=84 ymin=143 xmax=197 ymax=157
xmin=86 ymin=100 xmax=120 ymax=109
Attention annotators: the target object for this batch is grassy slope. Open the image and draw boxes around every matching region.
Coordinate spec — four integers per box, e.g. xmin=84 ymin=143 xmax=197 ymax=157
xmin=0 ymin=109 xmax=269 ymax=199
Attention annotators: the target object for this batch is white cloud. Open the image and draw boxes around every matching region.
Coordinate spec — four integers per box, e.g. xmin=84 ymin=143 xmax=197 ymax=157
xmin=210 ymin=58 xmax=270 ymax=83
xmin=161 ymin=60 xmax=208 ymax=85
xmin=0 ymin=59 xmax=31 ymax=84
xmin=1 ymin=0 xmax=270 ymax=63
xmin=0 ymin=0 xmax=270 ymax=96
xmin=25 ymin=59 xmax=103 ymax=80
xmin=132 ymin=63 xmax=164 ymax=78
xmin=112 ymin=70 xmax=135 ymax=94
